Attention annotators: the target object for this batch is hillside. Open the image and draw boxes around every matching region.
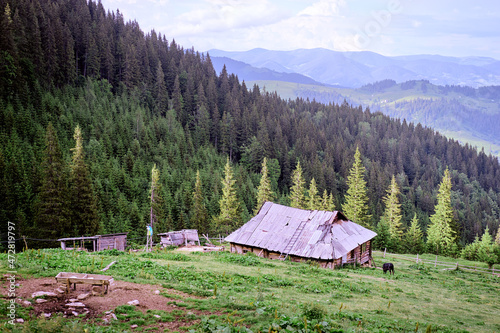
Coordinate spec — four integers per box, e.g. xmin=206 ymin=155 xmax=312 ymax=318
xmin=1 ymin=248 xmax=499 ymax=332
xmin=248 ymin=79 xmax=500 ymax=158
xmin=208 ymin=48 xmax=500 ymax=88
xmin=1 ymin=0 xmax=500 ymax=251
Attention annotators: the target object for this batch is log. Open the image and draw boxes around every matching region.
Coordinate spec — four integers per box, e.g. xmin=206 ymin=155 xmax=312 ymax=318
xmin=100 ymin=261 xmax=117 ymax=272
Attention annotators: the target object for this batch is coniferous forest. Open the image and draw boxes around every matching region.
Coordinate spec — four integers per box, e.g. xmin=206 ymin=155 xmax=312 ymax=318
xmin=1 ymin=0 xmax=500 ymax=253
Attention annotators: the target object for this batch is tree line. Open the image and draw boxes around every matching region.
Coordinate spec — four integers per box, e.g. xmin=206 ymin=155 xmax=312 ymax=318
xmin=1 ymin=0 xmax=500 ymax=253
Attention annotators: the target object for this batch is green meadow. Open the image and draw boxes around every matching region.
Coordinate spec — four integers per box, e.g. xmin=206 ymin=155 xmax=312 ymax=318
xmin=1 ymin=247 xmax=499 ymax=332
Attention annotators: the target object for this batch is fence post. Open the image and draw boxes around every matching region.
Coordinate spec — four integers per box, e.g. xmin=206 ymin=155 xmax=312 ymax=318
xmin=435 ymin=255 xmax=437 ymax=268
xmin=456 ymin=262 xmax=458 ymax=270
xmin=416 ymin=254 xmax=419 ymax=263
xmin=383 ymin=248 xmax=386 ymax=258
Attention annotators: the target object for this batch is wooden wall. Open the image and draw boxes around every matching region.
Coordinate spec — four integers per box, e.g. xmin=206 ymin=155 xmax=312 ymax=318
xmin=97 ymin=234 xmax=127 ymax=251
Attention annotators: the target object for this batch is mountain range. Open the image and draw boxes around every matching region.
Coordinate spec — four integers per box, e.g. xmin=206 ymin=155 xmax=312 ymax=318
xmin=209 ymin=48 xmax=500 ymax=88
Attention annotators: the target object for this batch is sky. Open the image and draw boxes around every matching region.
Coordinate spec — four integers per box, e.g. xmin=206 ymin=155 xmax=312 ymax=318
xmin=99 ymin=0 xmax=500 ymax=59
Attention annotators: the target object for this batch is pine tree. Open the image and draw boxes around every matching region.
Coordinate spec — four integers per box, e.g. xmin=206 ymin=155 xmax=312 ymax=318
xmin=192 ymin=170 xmax=209 ymax=234
xmin=307 ymin=178 xmax=320 ymax=210
xmin=69 ymin=125 xmax=99 ymax=236
xmin=426 ymin=168 xmax=456 ymax=255
xmin=495 ymin=227 xmax=500 ymax=246
xmin=150 ymin=164 xmax=165 ymax=232
xmin=36 ymin=123 xmax=68 ymax=239
xmin=216 ymin=157 xmax=240 ymax=234
xmin=383 ymin=175 xmax=403 ymax=240
xmin=289 ymin=161 xmax=306 ymax=209
xmin=255 ymin=157 xmax=274 ymax=214
xmin=342 ymin=147 xmax=372 ymax=228
xmin=477 ymin=226 xmax=498 ymax=269
xmin=404 ymin=213 xmax=424 ymax=254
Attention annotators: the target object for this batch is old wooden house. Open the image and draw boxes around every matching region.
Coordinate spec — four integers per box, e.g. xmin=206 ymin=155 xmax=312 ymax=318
xmin=225 ymin=202 xmax=377 ymax=269
xmin=58 ymin=233 xmax=128 ymax=252
xmin=158 ymin=229 xmax=201 ymax=247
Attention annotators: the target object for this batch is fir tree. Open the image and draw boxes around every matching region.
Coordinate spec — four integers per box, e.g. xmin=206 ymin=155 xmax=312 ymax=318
xmin=192 ymin=170 xmax=209 ymax=234
xmin=427 ymin=168 xmax=456 ymax=255
xmin=150 ymin=164 xmax=165 ymax=233
xmin=495 ymin=227 xmax=500 ymax=246
xmin=216 ymin=157 xmax=240 ymax=234
xmin=255 ymin=157 xmax=274 ymax=214
xmin=289 ymin=161 xmax=306 ymax=209
xmin=36 ymin=123 xmax=68 ymax=239
xmin=69 ymin=125 xmax=99 ymax=236
xmin=404 ymin=213 xmax=424 ymax=254
xmin=477 ymin=226 xmax=498 ymax=269
xmin=383 ymin=175 xmax=403 ymax=241
xmin=307 ymin=178 xmax=320 ymax=210
xmin=342 ymin=147 xmax=372 ymax=228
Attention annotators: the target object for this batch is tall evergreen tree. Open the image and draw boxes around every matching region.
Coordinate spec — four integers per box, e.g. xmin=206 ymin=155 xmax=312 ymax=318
xmin=255 ymin=157 xmax=274 ymax=214
xmin=342 ymin=147 xmax=372 ymax=228
xmin=150 ymin=164 xmax=165 ymax=233
xmin=36 ymin=123 xmax=68 ymax=239
xmin=321 ymin=191 xmax=336 ymax=211
xmin=476 ymin=226 xmax=498 ymax=269
xmin=404 ymin=213 xmax=424 ymax=254
xmin=307 ymin=178 xmax=320 ymax=210
xmin=216 ymin=157 xmax=240 ymax=234
xmin=69 ymin=125 xmax=99 ymax=236
xmin=192 ymin=170 xmax=209 ymax=234
xmin=383 ymin=175 xmax=403 ymax=240
xmin=496 ymin=227 xmax=500 ymax=246
xmin=427 ymin=168 xmax=456 ymax=255
xmin=289 ymin=161 xmax=306 ymax=209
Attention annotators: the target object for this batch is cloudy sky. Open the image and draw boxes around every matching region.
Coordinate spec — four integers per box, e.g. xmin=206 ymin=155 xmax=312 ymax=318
xmin=99 ymin=0 xmax=500 ymax=59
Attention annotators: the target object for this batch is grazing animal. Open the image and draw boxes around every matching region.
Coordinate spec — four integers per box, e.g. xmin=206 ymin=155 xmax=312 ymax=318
xmin=382 ymin=263 xmax=395 ymax=275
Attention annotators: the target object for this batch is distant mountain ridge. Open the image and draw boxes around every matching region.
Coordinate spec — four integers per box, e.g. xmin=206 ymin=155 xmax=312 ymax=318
xmin=208 ymin=48 xmax=500 ymax=88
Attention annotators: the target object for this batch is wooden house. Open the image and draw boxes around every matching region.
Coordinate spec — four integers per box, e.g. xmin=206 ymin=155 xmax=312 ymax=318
xmin=58 ymin=233 xmax=128 ymax=252
xmin=225 ymin=202 xmax=377 ymax=269
xmin=158 ymin=229 xmax=201 ymax=247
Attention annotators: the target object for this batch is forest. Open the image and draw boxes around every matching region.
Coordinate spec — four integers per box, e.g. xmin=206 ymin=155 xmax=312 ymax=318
xmin=1 ymin=0 xmax=500 ymax=253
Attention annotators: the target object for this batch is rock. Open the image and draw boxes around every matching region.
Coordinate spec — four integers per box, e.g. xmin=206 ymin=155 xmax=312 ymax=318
xmin=77 ymin=293 xmax=90 ymax=300
xmin=43 ymin=313 xmax=51 ymax=318
xmin=36 ymin=299 xmax=47 ymax=304
xmin=15 ymin=318 xmax=24 ymax=323
xmin=65 ymin=302 xmax=85 ymax=307
xmin=72 ymin=311 xmax=79 ymax=317
xmin=102 ymin=318 xmax=108 ymax=323
xmin=111 ymin=313 xmax=117 ymax=320
xmin=154 ymin=290 xmax=160 ymax=295
xmin=22 ymin=300 xmax=32 ymax=306
xmin=105 ymin=310 xmax=112 ymax=315
xmin=127 ymin=300 xmax=140 ymax=306
xmin=32 ymin=291 xmax=57 ymax=298
xmin=154 ymin=314 xmax=161 ymax=319
xmin=55 ymin=288 xmax=66 ymax=294
xmin=131 ymin=324 xmax=138 ymax=329
xmin=69 ymin=298 xmax=78 ymax=302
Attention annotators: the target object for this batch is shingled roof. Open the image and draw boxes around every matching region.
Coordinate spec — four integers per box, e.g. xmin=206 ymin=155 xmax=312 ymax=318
xmin=225 ymin=202 xmax=377 ymax=260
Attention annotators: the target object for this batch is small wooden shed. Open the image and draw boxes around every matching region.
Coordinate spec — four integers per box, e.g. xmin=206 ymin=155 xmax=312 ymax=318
xmin=225 ymin=202 xmax=377 ymax=269
xmin=58 ymin=233 xmax=128 ymax=252
xmin=158 ymin=229 xmax=201 ymax=247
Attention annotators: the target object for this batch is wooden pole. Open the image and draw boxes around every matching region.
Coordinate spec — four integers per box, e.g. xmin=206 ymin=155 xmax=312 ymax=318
xmin=435 ymin=255 xmax=437 ymax=268
xmin=383 ymin=248 xmax=386 ymax=258
xmin=416 ymin=254 xmax=419 ymax=263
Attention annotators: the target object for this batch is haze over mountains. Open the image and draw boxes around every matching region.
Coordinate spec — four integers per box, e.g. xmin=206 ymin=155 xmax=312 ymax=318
xmin=209 ymin=48 xmax=500 ymax=88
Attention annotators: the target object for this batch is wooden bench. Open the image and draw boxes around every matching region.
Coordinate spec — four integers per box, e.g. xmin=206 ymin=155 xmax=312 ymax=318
xmin=55 ymin=272 xmax=114 ymax=294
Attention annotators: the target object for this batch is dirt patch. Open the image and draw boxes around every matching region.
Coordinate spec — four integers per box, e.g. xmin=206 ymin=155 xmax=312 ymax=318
xmin=1 ymin=276 xmax=221 ymax=330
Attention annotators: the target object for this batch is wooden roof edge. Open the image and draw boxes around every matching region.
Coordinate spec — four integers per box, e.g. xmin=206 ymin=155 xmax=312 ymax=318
xmin=58 ymin=232 xmax=128 ymax=242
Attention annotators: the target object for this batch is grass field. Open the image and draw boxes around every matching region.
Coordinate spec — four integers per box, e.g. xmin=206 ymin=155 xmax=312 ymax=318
xmin=1 ymin=247 xmax=499 ymax=332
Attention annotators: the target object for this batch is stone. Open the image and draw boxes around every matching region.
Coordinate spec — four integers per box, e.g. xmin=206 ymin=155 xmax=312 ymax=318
xmin=69 ymin=298 xmax=78 ymax=302
xmin=43 ymin=313 xmax=51 ymax=318
xmin=77 ymin=293 xmax=90 ymax=300
xmin=131 ymin=325 xmax=138 ymax=329
xmin=154 ymin=290 xmax=160 ymax=295
xmin=55 ymin=288 xmax=66 ymax=294
xmin=111 ymin=313 xmax=117 ymax=320
xmin=72 ymin=311 xmax=79 ymax=317
xmin=65 ymin=302 xmax=85 ymax=307
xmin=127 ymin=300 xmax=140 ymax=306
xmin=22 ymin=300 xmax=32 ymax=306
xmin=15 ymin=318 xmax=24 ymax=323
xmin=154 ymin=314 xmax=161 ymax=319
xmin=35 ymin=299 xmax=47 ymax=304
xmin=32 ymin=291 xmax=57 ymax=298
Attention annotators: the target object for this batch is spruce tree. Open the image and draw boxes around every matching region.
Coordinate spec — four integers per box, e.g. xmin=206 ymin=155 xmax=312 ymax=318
xmin=36 ymin=123 xmax=68 ymax=239
xmin=477 ymin=226 xmax=498 ymax=269
xmin=69 ymin=125 xmax=99 ymax=236
xmin=404 ymin=213 xmax=424 ymax=254
xmin=192 ymin=170 xmax=209 ymax=234
xmin=289 ymin=161 xmax=306 ymax=209
xmin=342 ymin=147 xmax=372 ymax=228
xmin=426 ymin=168 xmax=456 ymax=255
xmin=383 ymin=175 xmax=403 ymax=241
xmin=217 ymin=157 xmax=240 ymax=234
xmin=255 ymin=157 xmax=274 ymax=214
xmin=150 ymin=164 xmax=165 ymax=233
xmin=495 ymin=227 xmax=500 ymax=246
xmin=307 ymin=178 xmax=320 ymax=210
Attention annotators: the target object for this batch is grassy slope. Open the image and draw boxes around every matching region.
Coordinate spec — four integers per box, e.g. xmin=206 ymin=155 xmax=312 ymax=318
xmin=249 ymin=80 xmax=500 ymax=158
xmin=1 ymin=248 xmax=499 ymax=332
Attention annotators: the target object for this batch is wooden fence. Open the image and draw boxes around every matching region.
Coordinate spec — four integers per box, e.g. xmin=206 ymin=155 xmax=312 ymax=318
xmin=373 ymin=250 xmax=500 ymax=276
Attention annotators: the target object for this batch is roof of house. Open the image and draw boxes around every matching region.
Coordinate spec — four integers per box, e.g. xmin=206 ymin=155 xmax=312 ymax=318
xmin=225 ymin=201 xmax=377 ymax=260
